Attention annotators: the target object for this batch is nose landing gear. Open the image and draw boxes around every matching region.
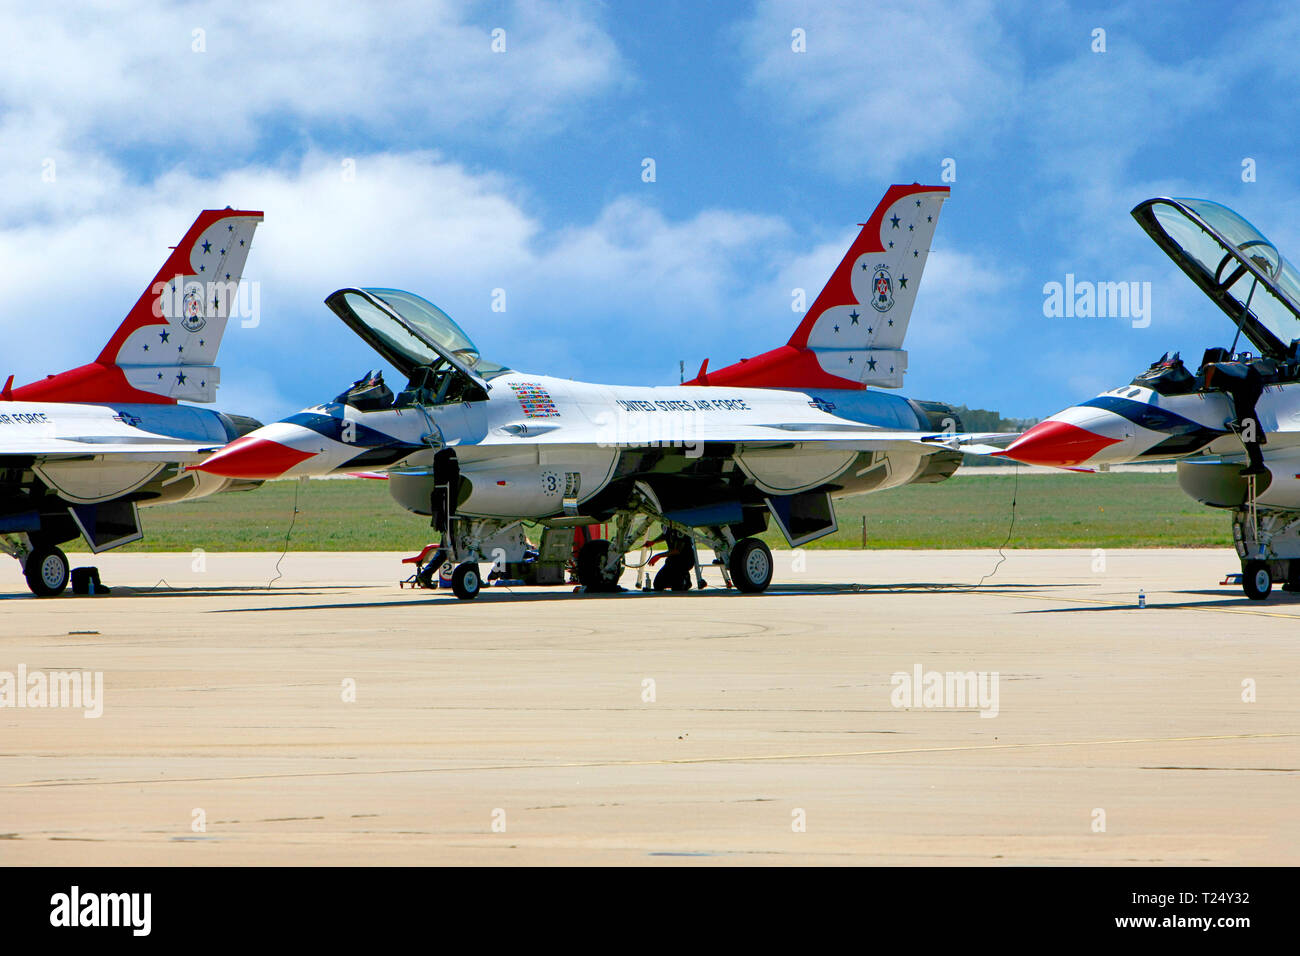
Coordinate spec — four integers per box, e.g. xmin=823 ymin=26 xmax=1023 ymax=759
xmin=451 ymin=562 xmax=481 ymax=600
xmin=1242 ymin=560 xmax=1272 ymax=600
xmin=1232 ymin=508 xmax=1300 ymax=601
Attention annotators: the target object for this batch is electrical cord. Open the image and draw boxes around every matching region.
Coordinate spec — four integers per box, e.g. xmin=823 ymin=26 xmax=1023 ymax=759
xmin=962 ymin=461 xmax=1019 ymax=590
xmin=771 ymin=463 xmax=1021 ymax=595
xmin=874 ymin=461 xmax=1018 ymax=593
xmin=267 ymin=479 xmax=303 ymax=588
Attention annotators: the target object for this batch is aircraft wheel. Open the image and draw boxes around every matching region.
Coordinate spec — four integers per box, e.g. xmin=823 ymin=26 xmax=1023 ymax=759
xmin=25 ymin=544 xmax=69 ymax=597
xmin=451 ymin=562 xmax=481 ymax=600
xmin=729 ymin=538 xmax=773 ymax=594
xmin=1242 ymin=560 xmax=1272 ymax=601
xmin=577 ymin=539 xmax=622 ymax=592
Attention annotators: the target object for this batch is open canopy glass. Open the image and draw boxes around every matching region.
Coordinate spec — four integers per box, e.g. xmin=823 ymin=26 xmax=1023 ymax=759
xmin=325 ymin=288 xmax=508 ymax=406
xmin=366 ymin=288 xmax=481 ymax=367
xmin=1133 ymin=198 xmax=1300 ymax=359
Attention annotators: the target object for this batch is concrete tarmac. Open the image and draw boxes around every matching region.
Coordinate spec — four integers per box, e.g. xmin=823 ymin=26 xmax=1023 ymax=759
xmin=1 ymin=548 xmax=1296 ymax=866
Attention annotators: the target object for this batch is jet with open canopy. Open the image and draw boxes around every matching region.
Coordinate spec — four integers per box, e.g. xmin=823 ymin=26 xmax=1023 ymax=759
xmin=1002 ymin=196 xmax=1300 ymax=600
xmin=199 ymin=184 xmax=1014 ymax=599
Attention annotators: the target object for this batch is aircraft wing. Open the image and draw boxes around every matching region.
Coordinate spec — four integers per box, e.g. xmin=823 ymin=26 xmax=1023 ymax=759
xmin=0 ymin=436 xmax=221 ymax=462
xmin=478 ymin=421 xmax=1019 ymax=454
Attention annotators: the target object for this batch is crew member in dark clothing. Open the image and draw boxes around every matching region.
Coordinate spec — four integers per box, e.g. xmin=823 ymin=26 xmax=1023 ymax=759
xmin=1202 ymin=358 xmax=1268 ymax=477
xmin=644 ymin=528 xmax=699 ymax=591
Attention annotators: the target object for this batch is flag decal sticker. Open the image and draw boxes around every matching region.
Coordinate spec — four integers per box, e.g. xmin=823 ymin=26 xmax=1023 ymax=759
xmin=509 ymin=382 xmax=560 ymax=418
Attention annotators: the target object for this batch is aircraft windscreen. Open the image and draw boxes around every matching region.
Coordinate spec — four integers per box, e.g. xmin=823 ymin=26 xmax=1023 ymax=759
xmin=366 ymin=288 xmax=481 ymax=369
xmin=338 ymin=291 xmax=444 ymax=371
xmin=1148 ymin=198 xmax=1300 ymax=355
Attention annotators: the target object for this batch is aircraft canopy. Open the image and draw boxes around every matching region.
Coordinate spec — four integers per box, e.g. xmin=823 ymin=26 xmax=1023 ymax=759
xmin=1133 ymin=197 xmax=1300 ymax=359
xmin=325 ymin=287 xmax=513 ymax=406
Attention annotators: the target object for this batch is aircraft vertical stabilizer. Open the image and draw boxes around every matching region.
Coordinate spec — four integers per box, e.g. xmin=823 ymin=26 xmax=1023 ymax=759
xmin=687 ymin=183 xmax=948 ymax=390
xmin=9 ymin=208 xmax=263 ymax=405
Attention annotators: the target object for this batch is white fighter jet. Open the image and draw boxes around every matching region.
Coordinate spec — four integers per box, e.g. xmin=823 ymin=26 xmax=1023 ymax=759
xmin=1 ymin=208 xmax=264 ymax=595
xmin=1000 ymin=196 xmax=1300 ymax=599
xmin=198 ymin=184 xmax=1008 ymax=599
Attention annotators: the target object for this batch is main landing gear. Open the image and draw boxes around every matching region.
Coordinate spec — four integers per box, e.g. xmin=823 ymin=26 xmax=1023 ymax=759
xmin=576 ymin=539 xmax=623 ymax=593
xmin=1 ymin=534 xmax=71 ymax=597
xmin=729 ymin=538 xmax=773 ymax=594
xmin=430 ymin=476 xmax=776 ymax=600
xmin=25 ymin=543 xmax=70 ymax=597
xmin=582 ymin=519 xmax=774 ymax=597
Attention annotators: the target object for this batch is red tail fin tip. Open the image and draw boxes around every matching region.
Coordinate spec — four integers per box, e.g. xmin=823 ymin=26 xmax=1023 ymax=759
xmin=10 ymin=208 xmax=263 ymax=405
xmin=687 ymin=184 xmax=948 ymax=390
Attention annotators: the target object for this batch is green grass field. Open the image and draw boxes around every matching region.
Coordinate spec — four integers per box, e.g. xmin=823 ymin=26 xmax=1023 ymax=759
xmin=78 ymin=472 xmax=1231 ymax=554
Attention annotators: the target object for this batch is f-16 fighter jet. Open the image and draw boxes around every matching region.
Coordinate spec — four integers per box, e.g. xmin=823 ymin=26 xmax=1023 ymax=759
xmin=1001 ymin=196 xmax=1300 ymax=599
xmin=198 ymin=184 xmax=1008 ymax=599
xmin=1 ymin=209 xmax=264 ymax=595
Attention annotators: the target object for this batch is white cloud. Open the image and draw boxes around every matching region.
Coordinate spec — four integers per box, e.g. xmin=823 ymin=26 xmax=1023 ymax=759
xmin=0 ymin=149 xmax=799 ymax=417
xmin=735 ymin=0 xmax=1020 ymax=178
xmin=0 ymin=0 xmax=626 ymax=193
xmin=18 ymin=0 xmax=1300 ymax=428
xmin=13 ymin=146 xmax=1026 ymax=416
xmin=906 ymin=248 xmax=1011 ymax=351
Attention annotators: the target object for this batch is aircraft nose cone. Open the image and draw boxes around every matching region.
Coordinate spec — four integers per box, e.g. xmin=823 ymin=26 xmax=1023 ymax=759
xmin=997 ymin=418 xmax=1124 ymax=467
xmin=196 ymin=436 xmax=317 ymax=479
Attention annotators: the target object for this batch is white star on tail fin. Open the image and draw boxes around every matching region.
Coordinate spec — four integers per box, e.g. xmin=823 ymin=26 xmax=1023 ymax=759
xmin=792 ymin=184 xmax=947 ymax=387
xmin=10 ymin=208 xmax=263 ymax=405
xmin=686 ymin=184 xmax=947 ymax=392
xmin=108 ymin=209 xmax=262 ymax=403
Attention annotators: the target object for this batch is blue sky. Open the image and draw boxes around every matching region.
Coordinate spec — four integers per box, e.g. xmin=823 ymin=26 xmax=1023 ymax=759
xmin=3 ymin=0 xmax=1300 ymax=422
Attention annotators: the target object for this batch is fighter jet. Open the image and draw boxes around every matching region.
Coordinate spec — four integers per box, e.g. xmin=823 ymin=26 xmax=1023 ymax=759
xmin=1000 ymin=196 xmax=1300 ymax=599
xmin=198 ymin=184 xmax=1008 ymax=599
xmin=0 ymin=209 xmax=265 ymax=595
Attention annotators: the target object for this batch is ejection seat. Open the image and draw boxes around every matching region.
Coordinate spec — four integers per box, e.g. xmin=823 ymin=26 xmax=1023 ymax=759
xmin=1134 ymin=352 xmax=1197 ymax=395
xmin=336 ymin=370 xmax=395 ymax=411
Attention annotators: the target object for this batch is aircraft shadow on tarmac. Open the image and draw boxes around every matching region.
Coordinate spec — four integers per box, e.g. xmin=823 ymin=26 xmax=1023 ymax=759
xmin=1020 ymin=588 xmax=1300 ymax=614
xmin=210 ymin=581 xmax=1077 ymax=614
xmin=0 ymin=584 xmax=369 ymax=601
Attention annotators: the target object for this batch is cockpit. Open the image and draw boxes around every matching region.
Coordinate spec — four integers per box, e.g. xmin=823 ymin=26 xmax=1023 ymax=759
xmin=1130 ymin=198 xmax=1300 ymax=396
xmin=1133 ymin=198 xmax=1300 ymax=361
xmin=326 ymin=287 xmax=511 ymax=410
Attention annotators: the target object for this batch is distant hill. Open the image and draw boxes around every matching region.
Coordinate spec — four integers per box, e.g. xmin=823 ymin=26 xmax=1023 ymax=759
xmin=949 ymin=405 xmax=1038 ymax=466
